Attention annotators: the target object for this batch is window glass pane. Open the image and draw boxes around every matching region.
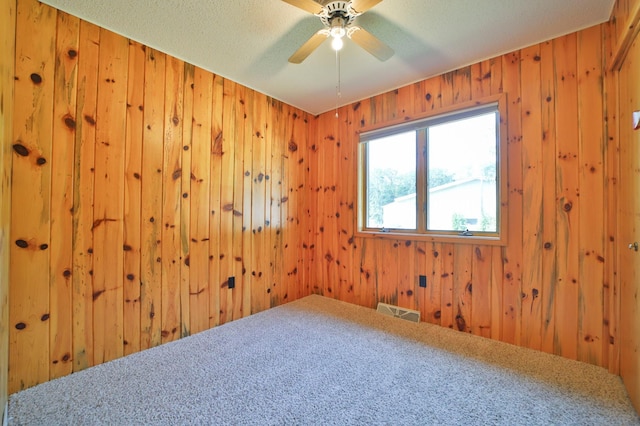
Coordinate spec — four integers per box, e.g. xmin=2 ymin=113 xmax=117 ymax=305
xmin=365 ymin=131 xmax=416 ymax=229
xmin=427 ymin=111 xmax=497 ymax=232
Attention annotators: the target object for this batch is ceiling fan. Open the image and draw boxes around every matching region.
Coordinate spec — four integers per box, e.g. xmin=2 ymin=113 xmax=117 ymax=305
xmin=283 ymin=0 xmax=394 ymax=64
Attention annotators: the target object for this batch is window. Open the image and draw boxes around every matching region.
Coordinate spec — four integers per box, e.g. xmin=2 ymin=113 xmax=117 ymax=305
xmin=357 ymin=96 xmax=507 ymax=244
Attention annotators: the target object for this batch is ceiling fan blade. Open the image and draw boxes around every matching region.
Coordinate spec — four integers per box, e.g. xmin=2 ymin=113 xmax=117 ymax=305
xmin=349 ymin=26 xmax=393 ymax=61
xmin=282 ymin=0 xmax=323 ymax=15
xmin=288 ymin=30 xmax=329 ymax=64
xmin=350 ymin=0 xmax=383 ymax=14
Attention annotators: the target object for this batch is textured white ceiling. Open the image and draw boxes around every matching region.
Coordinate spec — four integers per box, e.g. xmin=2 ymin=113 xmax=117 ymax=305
xmin=41 ymin=0 xmax=614 ymax=115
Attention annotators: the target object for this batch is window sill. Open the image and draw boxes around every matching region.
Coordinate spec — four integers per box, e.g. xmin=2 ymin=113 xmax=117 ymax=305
xmin=355 ymin=230 xmax=507 ymax=246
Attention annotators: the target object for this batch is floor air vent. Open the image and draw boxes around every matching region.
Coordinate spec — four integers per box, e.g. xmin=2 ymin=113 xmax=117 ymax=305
xmin=376 ymin=303 xmax=421 ymax=323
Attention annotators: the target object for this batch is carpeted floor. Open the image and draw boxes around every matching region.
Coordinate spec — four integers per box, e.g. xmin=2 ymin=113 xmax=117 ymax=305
xmin=7 ymin=294 xmax=640 ymax=425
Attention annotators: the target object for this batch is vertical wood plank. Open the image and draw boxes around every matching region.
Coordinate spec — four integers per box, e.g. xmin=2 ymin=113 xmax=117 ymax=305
xmin=453 ymin=66 xmax=472 ymax=104
xmin=306 ymin=114 xmax=320 ymax=296
xmin=453 ymin=245 xmax=472 ymax=332
xmin=10 ymin=0 xmax=56 ymax=391
xmin=603 ymin=19 xmax=620 ymax=375
xmin=501 ymin=50 xmax=523 ymax=345
xmin=92 ymin=27 xmax=128 ymax=364
xmin=209 ymin=73 xmax=224 ymax=328
xmin=426 ymin=243 xmax=442 ymax=325
xmin=0 ymin=0 xmax=16 ymax=408
xmin=264 ymin=99 xmax=277 ymax=303
xmin=414 ymin=241 xmax=429 ymax=321
xmin=378 ymin=240 xmax=398 ymax=306
xmin=490 ymin=246 xmax=504 ymax=340
xmin=397 ymin=240 xmax=415 ymax=310
xmin=72 ymin=20 xmax=99 ymax=370
xmin=471 ymin=246 xmax=492 ymax=338
xmin=161 ymin=56 xmax=184 ymax=343
xmin=282 ymin=105 xmax=297 ymax=303
xmin=123 ymin=41 xmax=144 ymax=355
xmin=180 ymin=63 xmax=194 ymax=336
xmin=233 ymin=84 xmax=248 ymax=319
xmin=296 ymin=109 xmax=310 ymax=300
xmin=471 ymin=60 xmax=492 ymax=100
xmin=358 ymin=239 xmax=378 ymax=308
xmin=250 ymin=91 xmax=268 ymax=314
xmin=269 ymin=99 xmax=283 ymax=307
xmin=49 ymin=11 xmax=79 ymax=379
xmin=282 ymin=104 xmax=297 ymax=303
xmin=520 ymin=44 xmax=543 ymax=350
xmin=440 ymin=244 xmax=455 ymax=329
xmin=554 ymin=33 xmax=580 ymax=361
xmin=139 ymin=47 xmax=165 ymax=350
xmin=577 ymin=25 xmax=605 ymax=365
xmin=220 ymin=79 xmax=236 ymax=321
xmin=313 ymin=113 xmax=328 ymax=297
xmin=539 ymin=39 xmax=558 ymax=356
xmin=189 ymin=66 xmax=212 ymax=333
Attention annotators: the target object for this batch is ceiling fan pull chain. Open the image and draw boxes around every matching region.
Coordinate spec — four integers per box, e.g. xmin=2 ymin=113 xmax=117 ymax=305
xmin=335 ymin=48 xmax=342 ymax=118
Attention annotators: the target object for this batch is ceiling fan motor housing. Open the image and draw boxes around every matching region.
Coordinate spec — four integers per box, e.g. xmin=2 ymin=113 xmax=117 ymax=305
xmin=319 ymin=1 xmax=359 ymax=29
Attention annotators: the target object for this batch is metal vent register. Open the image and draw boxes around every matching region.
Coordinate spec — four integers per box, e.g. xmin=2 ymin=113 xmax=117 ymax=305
xmin=376 ymin=303 xmax=421 ymax=323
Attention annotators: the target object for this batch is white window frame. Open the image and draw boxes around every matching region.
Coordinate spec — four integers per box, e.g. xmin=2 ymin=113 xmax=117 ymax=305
xmin=356 ymin=94 xmax=508 ymax=245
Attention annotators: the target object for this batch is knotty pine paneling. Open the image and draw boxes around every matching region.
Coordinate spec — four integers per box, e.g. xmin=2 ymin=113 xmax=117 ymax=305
xmin=7 ymin=0 xmax=309 ymax=393
xmin=1 ymin=0 xmax=16 ymax=417
xmin=5 ymin=0 xmax=633 ymax=396
xmin=616 ymin=0 xmax=640 ymax=411
xmin=309 ymin=23 xmax=618 ymax=371
xmin=619 ymin=35 xmax=640 ymax=413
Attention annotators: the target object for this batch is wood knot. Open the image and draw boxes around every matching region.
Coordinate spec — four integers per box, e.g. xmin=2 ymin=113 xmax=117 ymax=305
xmin=63 ymin=115 xmax=76 ymax=129
xmin=15 ymin=239 xmax=28 ymax=248
xmin=12 ymin=143 xmax=29 ymax=156
xmin=30 ymin=73 xmax=42 ymax=84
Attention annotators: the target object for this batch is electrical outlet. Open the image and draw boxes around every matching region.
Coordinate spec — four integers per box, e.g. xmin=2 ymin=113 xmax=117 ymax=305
xmin=228 ymin=276 xmax=235 ymax=289
xmin=419 ymin=275 xmax=427 ymax=288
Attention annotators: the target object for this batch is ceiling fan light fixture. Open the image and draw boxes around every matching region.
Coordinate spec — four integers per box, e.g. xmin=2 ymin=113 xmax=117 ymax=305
xmin=330 ymin=16 xmax=346 ymax=38
xmin=285 ymin=0 xmax=393 ymax=63
xmin=331 ymin=36 xmax=344 ymax=51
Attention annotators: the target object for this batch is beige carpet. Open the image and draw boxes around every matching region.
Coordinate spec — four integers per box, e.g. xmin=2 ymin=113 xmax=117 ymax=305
xmin=8 ymin=294 xmax=640 ymax=425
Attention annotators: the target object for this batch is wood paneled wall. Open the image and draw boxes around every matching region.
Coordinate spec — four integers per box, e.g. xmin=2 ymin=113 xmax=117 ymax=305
xmin=611 ymin=0 xmax=640 ymax=412
xmin=1 ymin=0 xmax=17 ymax=417
xmin=5 ymin=0 xmax=634 ymax=396
xmin=309 ymin=23 xmax=618 ymax=371
xmin=8 ymin=0 xmax=309 ymax=393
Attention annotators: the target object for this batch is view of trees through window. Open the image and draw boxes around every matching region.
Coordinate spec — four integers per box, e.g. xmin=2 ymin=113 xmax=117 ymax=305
xmin=363 ymin=109 xmax=498 ymax=234
xmin=365 ymin=131 xmax=416 ymax=229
